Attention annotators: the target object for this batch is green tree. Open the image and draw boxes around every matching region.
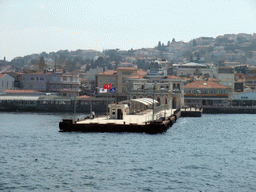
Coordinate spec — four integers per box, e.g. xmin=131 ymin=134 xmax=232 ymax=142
xmin=192 ymin=39 xmax=197 ymax=47
xmin=158 ymin=41 xmax=161 ymax=47
xmin=38 ymin=56 xmax=46 ymax=71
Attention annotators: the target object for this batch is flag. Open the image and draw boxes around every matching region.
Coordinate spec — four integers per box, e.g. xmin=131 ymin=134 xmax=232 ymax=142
xmin=103 ymin=84 xmax=111 ymax=89
xmin=110 ymin=87 xmax=117 ymax=93
xmin=99 ymin=88 xmax=107 ymax=93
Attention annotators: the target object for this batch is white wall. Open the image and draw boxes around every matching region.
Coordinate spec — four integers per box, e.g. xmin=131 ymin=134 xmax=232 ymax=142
xmin=0 ymin=74 xmax=15 ymax=92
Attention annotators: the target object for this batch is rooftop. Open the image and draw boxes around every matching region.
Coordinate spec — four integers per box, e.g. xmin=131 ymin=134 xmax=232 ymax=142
xmin=3 ymin=89 xmax=41 ymax=93
xmin=167 ymin=75 xmax=183 ymax=80
xmin=97 ymin=70 xmax=117 ymax=75
xmin=184 ymin=81 xmax=230 ymax=89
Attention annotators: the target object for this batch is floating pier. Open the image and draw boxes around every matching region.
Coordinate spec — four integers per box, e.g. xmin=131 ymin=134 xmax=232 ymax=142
xmin=59 ymin=105 xmax=181 ymax=134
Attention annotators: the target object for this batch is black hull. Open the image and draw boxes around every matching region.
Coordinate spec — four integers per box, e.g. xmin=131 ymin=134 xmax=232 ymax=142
xmin=59 ymin=116 xmax=177 ymax=134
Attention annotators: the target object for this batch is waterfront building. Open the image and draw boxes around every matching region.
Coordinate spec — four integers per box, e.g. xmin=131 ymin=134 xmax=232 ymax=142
xmin=230 ymin=91 xmax=256 ymax=106
xmin=21 ymin=71 xmax=80 ymax=96
xmin=127 ymin=61 xmax=185 ymax=109
xmin=48 ymin=72 xmax=80 ymax=97
xmin=184 ymin=80 xmax=231 ymax=107
xmin=0 ymin=74 xmax=15 ymax=92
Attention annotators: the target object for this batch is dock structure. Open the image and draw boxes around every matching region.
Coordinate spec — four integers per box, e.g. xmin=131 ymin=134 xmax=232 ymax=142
xmin=77 ymin=108 xmax=175 ymax=125
xmin=59 ymin=105 xmax=181 ymax=134
xmin=180 ymin=107 xmax=203 ymax=117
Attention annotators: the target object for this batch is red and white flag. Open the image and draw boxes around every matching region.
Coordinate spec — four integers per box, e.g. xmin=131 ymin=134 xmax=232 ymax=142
xmin=103 ymin=84 xmax=111 ymax=89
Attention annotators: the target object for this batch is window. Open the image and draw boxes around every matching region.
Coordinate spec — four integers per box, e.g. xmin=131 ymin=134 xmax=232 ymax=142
xmin=63 ymin=77 xmax=67 ymax=81
xmin=122 ymin=72 xmax=132 ymax=75
xmin=40 ymin=77 xmax=45 ymax=81
xmin=30 ymin=77 xmax=35 ymax=80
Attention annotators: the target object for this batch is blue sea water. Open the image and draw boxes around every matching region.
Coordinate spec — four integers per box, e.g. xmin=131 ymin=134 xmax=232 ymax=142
xmin=1 ymin=112 xmax=256 ymax=191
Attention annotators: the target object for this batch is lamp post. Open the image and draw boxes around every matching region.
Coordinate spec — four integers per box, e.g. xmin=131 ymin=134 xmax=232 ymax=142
xmin=90 ymin=85 xmax=92 ymax=117
xmin=164 ymin=96 xmax=167 ymax=120
xmin=73 ymin=87 xmax=78 ymax=121
xmin=197 ymin=90 xmax=201 ymax=109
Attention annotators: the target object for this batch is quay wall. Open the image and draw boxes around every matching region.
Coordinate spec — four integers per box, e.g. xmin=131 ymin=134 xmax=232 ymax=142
xmin=203 ymin=107 xmax=256 ymax=114
xmin=0 ymin=102 xmax=108 ymax=113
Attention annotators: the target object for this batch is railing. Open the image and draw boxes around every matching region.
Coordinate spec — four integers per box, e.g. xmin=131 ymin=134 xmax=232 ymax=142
xmin=153 ymin=104 xmax=166 ymax=114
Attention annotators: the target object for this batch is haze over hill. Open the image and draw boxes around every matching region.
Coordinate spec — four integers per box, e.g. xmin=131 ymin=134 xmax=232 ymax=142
xmin=1 ymin=0 xmax=256 ymax=61
xmin=1 ymin=33 xmax=256 ymax=74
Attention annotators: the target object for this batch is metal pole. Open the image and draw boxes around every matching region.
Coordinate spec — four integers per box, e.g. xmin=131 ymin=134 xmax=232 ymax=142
xmin=164 ymin=96 xmax=166 ymax=120
xmin=106 ymin=89 xmax=108 ymax=119
xmin=152 ymin=86 xmax=155 ymax=121
xmin=74 ymin=91 xmax=76 ymax=122
xmin=90 ymin=87 xmax=92 ymax=116
xmin=115 ymin=90 xmax=117 ymax=103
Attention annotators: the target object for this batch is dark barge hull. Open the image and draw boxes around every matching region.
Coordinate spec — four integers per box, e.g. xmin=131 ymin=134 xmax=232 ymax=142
xmin=59 ymin=116 xmax=178 ymax=134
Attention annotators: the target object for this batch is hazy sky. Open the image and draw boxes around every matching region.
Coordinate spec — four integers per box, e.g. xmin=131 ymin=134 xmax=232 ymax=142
xmin=1 ymin=0 xmax=256 ymax=61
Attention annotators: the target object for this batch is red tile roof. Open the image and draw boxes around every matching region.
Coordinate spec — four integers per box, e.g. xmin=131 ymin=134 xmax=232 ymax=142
xmin=167 ymin=75 xmax=182 ymax=79
xmin=97 ymin=70 xmax=117 ymax=75
xmin=117 ymin=67 xmax=137 ymax=70
xmin=184 ymin=81 xmax=230 ymax=89
xmin=128 ymin=75 xmax=145 ymax=79
xmin=0 ymin=74 xmax=6 ymax=78
xmin=137 ymin=70 xmax=147 ymax=76
xmin=79 ymin=95 xmax=91 ymax=98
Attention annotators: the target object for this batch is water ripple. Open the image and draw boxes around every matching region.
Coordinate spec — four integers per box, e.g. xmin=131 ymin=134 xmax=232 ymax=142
xmin=1 ymin=113 xmax=256 ymax=191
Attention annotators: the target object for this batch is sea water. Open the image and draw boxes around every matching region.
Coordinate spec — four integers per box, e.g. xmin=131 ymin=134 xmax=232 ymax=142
xmin=1 ymin=112 xmax=256 ymax=191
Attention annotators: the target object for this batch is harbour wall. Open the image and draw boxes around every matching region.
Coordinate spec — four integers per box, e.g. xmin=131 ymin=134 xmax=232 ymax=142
xmin=203 ymin=107 xmax=256 ymax=114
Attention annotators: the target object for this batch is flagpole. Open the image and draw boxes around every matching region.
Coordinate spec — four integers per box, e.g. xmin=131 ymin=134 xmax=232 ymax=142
xmin=106 ymin=89 xmax=108 ymax=119
xmin=115 ymin=90 xmax=117 ymax=103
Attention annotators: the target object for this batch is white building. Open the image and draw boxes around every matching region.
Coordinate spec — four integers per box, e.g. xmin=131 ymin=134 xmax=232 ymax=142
xmin=172 ymin=62 xmax=213 ymax=77
xmin=231 ymin=92 xmax=256 ymax=106
xmin=0 ymin=74 xmax=15 ymax=92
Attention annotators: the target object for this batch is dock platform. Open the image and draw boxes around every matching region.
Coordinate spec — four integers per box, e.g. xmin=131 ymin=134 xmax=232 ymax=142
xmin=59 ymin=108 xmax=180 ymax=134
xmin=77 ymin=108 xmax=175 ymax=125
